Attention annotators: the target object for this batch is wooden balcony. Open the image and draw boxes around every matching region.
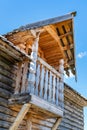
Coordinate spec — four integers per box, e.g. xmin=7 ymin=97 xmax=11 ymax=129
xmin=9 ymin=56 xmax=64 ymax=118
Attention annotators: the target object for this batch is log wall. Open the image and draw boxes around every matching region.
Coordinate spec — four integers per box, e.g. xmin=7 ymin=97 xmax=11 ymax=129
xmin=59 ymin=97 xmax=84 ymax=130
xmin=15 ymin=87 xmax=84 ymax=130
xmin=0 ymin=40 xmax=85 ymax=130
xmin=0 ymin=51 xmax=84 ymax=130
xmin=0 ymin=49 xmax=18 ymax=129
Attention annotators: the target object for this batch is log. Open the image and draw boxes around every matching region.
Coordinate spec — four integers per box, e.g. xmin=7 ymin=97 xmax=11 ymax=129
xmin=52 ymin=118 xmax=62 ymax=130
xmin=9 ymin=104 xmax=31 ymax=130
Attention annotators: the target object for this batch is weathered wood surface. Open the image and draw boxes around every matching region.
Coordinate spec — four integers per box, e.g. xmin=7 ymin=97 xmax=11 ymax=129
xmin=4 ymin=11 xmax=77 ymax=78
xmin=0 ymin=36 xmax=32 ymax=61
xmin=52 ymin=118 xmax=62 ymax=130
xmin=0 ymin=34 xmax=86 ymax=130
xmin=27 ymin=32 xmax=40 ymax=94
xmin=9 ymin=104 xmax=31 ymax=130
xmin=8 ymin=95 xmax=84 ymax=130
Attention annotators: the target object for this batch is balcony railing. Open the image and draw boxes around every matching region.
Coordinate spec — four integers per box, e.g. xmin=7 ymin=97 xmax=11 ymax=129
xmin=14 ymin=57 xmax=64 ymax=109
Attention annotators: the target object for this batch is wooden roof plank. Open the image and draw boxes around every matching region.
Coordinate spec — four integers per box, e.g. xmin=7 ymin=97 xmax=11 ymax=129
xmin=44 ymin=25 xmax=66 ymax=60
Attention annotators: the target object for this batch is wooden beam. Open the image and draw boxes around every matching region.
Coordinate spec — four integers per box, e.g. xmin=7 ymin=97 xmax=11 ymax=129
xmin=62 ymin=44 xmax=74 ymax=51
xmin=9 ymin=104 xmax=31 ymax=130
xmin=30 ymin=94 xmax=63 ymax=117
xmin=52 ymin=118 xmax=62 ymax=130
xmin=37 ymin=57 xmax=61 ymax=78
xmin=59 ymin=31 xmax=72 ymax=39
xmin=27 ymin=114 xmax=32 ymax=130
xmin=44 ymin=25 xmax=66 ymax=60
xmin=27 ymin=119 xmax=32 ymax=130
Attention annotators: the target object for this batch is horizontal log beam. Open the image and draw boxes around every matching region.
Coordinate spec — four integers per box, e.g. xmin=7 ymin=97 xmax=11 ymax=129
xmin=59 ymin=32 xmax=72 ymax=39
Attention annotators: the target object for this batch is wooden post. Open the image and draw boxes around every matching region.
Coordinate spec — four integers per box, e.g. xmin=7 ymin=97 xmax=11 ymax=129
xmin=44 ymin=69 xmax=48 ymax=100
xmin=52 ymin=75 xmax=56 ymax=103
xmin=9 ymin=104 xmax=31 ymax=130
xmin=52 ymin=118 xmax=62 ymax=130
xmin=27 ymin=32 xmax=40 ymax=94
xmin=14 ymin=62 xmax=23 ymax=94
xmin=27 ymin=114 xmax=32 ymax=130
xmin=58 ymin=59 xmax=64 ymax=108
xmin=40 ymin=65 xmax=45 ymax=98
xmin=48 ymin=71 xmax=52 ymax=102
xmin=56 ymin=77 xmax=59 ymax=106
xmin=21 ymin=61 xmax=29 ymax=93
xmin=27 ymin=119 xmax=32 ymax=130
xmin=35 ymin=63 xmax=40 ymax=96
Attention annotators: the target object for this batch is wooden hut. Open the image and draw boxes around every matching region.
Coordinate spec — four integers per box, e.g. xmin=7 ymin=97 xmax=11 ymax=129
xmin=0 ymin=12 xmax=87 ymax=130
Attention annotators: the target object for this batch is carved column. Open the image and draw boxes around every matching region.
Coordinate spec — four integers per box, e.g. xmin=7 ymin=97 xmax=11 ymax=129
xmin=58 ymin=59 xmax=64 ymax=108
xmin=27 ymin=32 xmax=40 ymax=94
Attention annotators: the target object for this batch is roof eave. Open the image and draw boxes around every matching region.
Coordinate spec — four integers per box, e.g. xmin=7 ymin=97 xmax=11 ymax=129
xmin=64 ymin=83 xmax=87 ymax=107
xmin=5 ymin=11 xmax=77 ymax=35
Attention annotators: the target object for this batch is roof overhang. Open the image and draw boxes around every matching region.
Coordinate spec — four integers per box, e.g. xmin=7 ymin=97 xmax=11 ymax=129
xmin=0 ymin=35 xmax=32 ymax=62
xmin=4 ymin=12 xmax=77 ymax=77
xmin=64 ymin=83 xmax=87 ymax=107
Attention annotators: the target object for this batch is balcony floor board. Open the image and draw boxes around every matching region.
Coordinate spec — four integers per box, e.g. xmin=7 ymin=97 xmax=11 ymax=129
xmin=8 ymin=93 xmax=63 ymax=118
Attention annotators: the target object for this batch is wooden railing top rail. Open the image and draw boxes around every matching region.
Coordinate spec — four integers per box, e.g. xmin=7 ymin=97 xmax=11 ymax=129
xmin=37 ymin=57 xmax=61 ymax=78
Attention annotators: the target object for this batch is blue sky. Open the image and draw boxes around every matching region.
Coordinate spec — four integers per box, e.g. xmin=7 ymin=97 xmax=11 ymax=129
xmin=0 ymin=0 xmax=87 ymax=129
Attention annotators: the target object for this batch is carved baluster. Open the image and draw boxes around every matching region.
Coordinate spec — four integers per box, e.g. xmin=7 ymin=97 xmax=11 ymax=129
xmin=48 ymin=71 xmax=52 ymax=102
xmin=58 ymin=59 xmax=64 ymax=108
xmin=44 ymin=69 xmax=48 ymax=100
xmin=40 ymin=64 xmax=44 ymax=98
xmin=56 ymin=77 xmax=59 ymax=106
xmin=35 ymin=63 xmax=40 ymax=96
xmin=27 ymin=32 xmax=40 ymax=94
xmin=52 ymin=75 xmax=56 ymax=103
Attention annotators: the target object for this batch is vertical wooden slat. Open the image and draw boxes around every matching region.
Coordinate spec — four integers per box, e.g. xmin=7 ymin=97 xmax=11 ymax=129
xmin=44 ymin=69 xmax=48 ymax=100
xmin=56 ymin=77 xmax=59 ymax=106
xmin=21 ymin=62 xmax=28 ymax=93
xmin=48 ymin=71 xmax=52 ymax=102
xmin=58 ymin=79 xmax=61 ymax=107
xmin=40 ymin=65 xmax=44 ymax=98
xmin=27 ymin=118 xmax=32 ymax=130
xmin=59 ymin=80 xmax=64 ymax=108
xmin=35 ymin=63 xmax=40 ymax=96
xmin=15 ymin=62 xmax=22 ymax=94
xmin=52 ymin=75 xmax=56 ymax=103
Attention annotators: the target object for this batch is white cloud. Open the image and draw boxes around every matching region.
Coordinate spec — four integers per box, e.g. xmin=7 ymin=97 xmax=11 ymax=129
xmin=77 ymin=51 xmax=87 ymax=58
